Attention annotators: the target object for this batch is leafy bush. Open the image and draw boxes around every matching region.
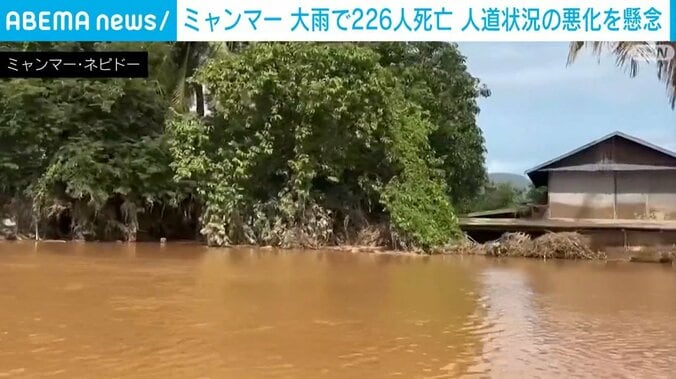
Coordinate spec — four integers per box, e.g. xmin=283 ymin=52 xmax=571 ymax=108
xmin=168 ymin=43 xmax=465 ymax=250
xmin=1 ymin=42 xmax=486 ymax=250
xmin=0 ymin=43 xmax=195 ymax=241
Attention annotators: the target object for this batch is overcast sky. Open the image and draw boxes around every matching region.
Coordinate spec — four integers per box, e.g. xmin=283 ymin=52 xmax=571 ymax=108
xmin=457 ymin=42 xmax=676 ymax=175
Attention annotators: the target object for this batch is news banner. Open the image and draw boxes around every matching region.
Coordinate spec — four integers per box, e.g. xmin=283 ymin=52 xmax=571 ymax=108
xmin=0 ymin=0 xmax=674 ymax=77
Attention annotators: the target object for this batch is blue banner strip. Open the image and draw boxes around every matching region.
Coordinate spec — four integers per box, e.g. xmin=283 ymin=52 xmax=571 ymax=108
xmin=672 ymin=0 xmax=676 ymax=40
xmin=0 ymin=0 xmax=177 ymax=42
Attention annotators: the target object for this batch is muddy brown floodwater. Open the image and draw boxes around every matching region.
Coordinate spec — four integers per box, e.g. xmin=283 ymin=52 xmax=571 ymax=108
xmin=0 ymin=243 xmax=674 ymax=379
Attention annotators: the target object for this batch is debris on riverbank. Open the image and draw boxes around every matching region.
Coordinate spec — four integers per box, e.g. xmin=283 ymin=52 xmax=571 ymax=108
xmin=531 ymin=232 xmax=606 ymax=260
xmin=1 ymin=218 xmax=17 ymax=241
xmin=486 ymin=232 xmax=532 ymax=258
xmin=448 ymin=232 xmax=607 ymax=260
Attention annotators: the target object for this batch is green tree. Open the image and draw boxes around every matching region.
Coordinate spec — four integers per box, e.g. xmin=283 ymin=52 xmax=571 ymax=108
xmin=372 ymin=42 xmax=490 ymax=210
xmin=1 ymin=42 xmax=487 ymax=251
xmin=0 ymin=42 xmax=195 ymax=241
xmin=168 ymin=42 xmax=249 ymax=115
xmin=168 ymin=43 xmax=463 ymax=250
xmin=470 ymin=183 xmax=523 ymax=212
xmin=524 ymin=186 xmax=548 ymax=205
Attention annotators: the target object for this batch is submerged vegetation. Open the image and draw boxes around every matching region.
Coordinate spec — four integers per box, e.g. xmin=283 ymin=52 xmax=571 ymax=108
xmin=0 ymin=42 xmax=490 ymax=252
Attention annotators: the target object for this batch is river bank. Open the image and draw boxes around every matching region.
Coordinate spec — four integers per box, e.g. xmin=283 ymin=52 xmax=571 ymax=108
xmin=450 ymin=232 xmax=676 ymax=264
xmin=2 ymin=231 xmax=674 ymax=265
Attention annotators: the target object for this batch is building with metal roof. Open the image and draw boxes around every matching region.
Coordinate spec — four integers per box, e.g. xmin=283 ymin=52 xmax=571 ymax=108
xmin=525 ymin=131 xmax=676 ymax=221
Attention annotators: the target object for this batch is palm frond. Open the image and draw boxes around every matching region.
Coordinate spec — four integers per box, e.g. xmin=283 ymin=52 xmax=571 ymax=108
xmin=172 ymin=44 xmax=191 ymax=111
xmin=568 ymin=41 xmax=676 ymax=109
xmin=654 ymin=42 xmax=676 ymax=108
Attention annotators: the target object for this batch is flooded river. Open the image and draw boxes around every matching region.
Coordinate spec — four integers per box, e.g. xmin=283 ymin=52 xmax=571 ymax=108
xmin=0 ymin=243 xmax=674 ymax=378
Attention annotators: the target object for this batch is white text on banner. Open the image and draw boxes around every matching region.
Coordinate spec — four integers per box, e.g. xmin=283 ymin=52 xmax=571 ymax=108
xmin=176 ymin=0 xmax=671 ymax=42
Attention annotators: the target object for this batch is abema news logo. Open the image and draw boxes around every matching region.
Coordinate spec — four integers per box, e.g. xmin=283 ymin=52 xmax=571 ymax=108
xmin=0 ymin=0 xmax=177 ymax=41
xmin=626 ymin=42 xmax=676 ymax=63
xmin=4 ymin=10 xmax=171 ymax=32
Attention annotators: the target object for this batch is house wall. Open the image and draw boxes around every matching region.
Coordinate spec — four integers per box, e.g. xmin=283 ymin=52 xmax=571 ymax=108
xmin=548 ymin=171 xmax=676 ymax=220
xmin=616 ymin=171 xmax=676 ymax=220
xmin=548 ymin=171 xmax=615 ymax=219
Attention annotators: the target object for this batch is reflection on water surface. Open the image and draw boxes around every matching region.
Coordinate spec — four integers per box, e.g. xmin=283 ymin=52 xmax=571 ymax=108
xmin=0 ymin=243 xmax=673 ymax=378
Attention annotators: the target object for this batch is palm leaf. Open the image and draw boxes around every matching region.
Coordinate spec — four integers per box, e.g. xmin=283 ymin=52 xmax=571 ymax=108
xmin=172 ymin=43 xmax=191 ymax=111
xmin=568 ymin=41 xmax=676 ymax=108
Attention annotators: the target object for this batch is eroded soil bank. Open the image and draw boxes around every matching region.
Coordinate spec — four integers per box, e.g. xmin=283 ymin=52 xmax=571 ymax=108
xmin=2 ymin=225 xmax=674 ymax=264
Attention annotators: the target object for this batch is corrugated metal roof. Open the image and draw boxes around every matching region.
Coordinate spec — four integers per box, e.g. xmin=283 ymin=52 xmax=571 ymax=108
xmin=540 ymin=163 xmax=676 ymax=172
xmin=524 ymin=131 xmax=676 ymax=176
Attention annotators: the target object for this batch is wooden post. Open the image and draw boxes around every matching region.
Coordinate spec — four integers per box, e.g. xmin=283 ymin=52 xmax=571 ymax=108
xmin=33 ymin=200 xmax=39 ymax=241
xmin=613 ymin=172 xmax=618 ymax=220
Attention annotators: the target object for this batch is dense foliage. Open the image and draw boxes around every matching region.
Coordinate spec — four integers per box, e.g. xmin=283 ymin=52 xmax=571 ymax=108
xmin=0 ymin=42 xmax=488 ymax=251
xmin=469 ymin=183 xmax=548 ymax=212
xmin=372 ymin=43 xmax=490 ymax=210
xmin=0 ymin=42 xmax=195 ymax=241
